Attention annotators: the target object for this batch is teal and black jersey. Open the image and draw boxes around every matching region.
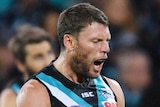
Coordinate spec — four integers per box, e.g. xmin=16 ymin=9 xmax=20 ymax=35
xmin=32 ymin=63 xmax=117 ymax=107
xmin=9 ymin=78 xmax=24 ymax=94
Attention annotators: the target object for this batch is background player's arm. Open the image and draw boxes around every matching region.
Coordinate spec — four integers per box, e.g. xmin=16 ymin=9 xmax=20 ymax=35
xmin=0 ymin=89 xmax=17 ymax=107
xmin=105 ymin=77 xmax=125 ymax=107
xmin=16 ymin=79 xmax=51 ymax=107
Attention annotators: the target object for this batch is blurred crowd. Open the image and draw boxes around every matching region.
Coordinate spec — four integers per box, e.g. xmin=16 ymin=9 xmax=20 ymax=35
xmin=0 ymin=0 xmax=160 ymax=107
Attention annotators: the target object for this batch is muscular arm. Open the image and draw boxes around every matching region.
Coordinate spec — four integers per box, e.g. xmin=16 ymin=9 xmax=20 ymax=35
xmin=0 ymin=89 xmax=17 ymax=107
xmin=106 ymin=77 xmax=125 ymax=107
xmin=16 ymin=79 xmax=51 ymax=107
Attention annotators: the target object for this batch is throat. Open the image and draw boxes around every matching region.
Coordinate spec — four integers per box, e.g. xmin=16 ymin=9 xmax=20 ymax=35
xmin=53 ymin=56 xmax=86 ymax=84
xmin=67 ymin=73 xmax=85 ymax=84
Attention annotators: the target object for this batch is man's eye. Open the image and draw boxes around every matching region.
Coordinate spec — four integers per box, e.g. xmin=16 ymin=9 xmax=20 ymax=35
xmin=35 ymin=56 xmax=43 ymax=61
xmin=93 ymin=40 xmax=99 ymax=43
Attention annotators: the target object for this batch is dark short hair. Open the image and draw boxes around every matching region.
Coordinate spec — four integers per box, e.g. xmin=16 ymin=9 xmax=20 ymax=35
xmin=57 ymin=3 xmax=109 ymax=49
xmin=8 ymin=24 xmax=52 ymax=63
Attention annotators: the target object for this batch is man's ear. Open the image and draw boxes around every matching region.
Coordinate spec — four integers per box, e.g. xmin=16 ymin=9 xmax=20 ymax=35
xmin=63 ymin=34 xmax=76 ymax=51
xmin=16 ymin=60 xmax=26 ymax=73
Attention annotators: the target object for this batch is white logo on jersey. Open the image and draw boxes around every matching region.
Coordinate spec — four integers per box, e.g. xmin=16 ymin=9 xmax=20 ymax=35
xmin=81 ymin=91 xmax=94 ymax=98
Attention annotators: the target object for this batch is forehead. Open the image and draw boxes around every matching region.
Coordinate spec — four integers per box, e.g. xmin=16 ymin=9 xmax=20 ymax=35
xmin=25 ymin=41 xmax=51 ymax=55
xmin=78 ymin=22 xmax=111 ymax=39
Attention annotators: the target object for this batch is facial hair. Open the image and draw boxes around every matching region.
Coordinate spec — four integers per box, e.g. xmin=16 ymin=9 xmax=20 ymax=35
xmin=69 ymin=46 xmax=93 ymax=78
xmin=25 ymin=65 xmax=37 ymax=77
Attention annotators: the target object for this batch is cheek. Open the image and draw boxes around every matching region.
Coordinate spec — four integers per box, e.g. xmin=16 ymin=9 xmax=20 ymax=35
xmin=32 ymin=63 xmax=44 ymax=73
xmin=26 ymin=59 xmax=45 ymax=73
xmin=77 ymin=44 xmax=96 ymax=56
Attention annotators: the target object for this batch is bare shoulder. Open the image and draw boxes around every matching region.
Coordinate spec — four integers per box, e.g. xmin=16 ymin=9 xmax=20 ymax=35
xmin=0 ymin=88 xmax=16 ymax=107
xmin=104 ymin=77 xmax=125 ymax=107
xmin=16 ymin=79 xmax=51 ymax=107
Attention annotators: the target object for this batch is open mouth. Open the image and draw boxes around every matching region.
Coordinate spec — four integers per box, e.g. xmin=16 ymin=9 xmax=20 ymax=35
xmin=94 ymin=59 xmax=106 ymax=66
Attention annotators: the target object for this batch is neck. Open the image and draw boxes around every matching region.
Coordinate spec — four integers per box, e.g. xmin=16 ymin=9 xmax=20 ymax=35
xmin=53 ymin=53 xmax=84 ymax=84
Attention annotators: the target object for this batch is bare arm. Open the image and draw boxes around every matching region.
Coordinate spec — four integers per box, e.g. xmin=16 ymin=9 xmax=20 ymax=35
xmin=16 ymin=79 xmax=51 ymax=107
xmin=0 ymin=89 xmax=17 ymax=107
xmin=106 ymin=77 xmax=125 ymax=107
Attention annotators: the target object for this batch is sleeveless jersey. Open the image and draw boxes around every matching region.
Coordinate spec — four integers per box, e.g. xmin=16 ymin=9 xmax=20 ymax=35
xmin=32 ymin=63 xmax=117 ymax=107
xmin=9 ymin=78 xmax=24 ymax=94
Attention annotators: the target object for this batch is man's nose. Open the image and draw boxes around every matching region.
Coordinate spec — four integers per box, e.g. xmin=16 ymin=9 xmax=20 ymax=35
xmin=101 ymin=41 xmax=110 ymax=53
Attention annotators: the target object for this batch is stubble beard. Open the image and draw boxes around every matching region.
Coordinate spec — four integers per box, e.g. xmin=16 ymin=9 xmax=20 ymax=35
xmin=25 ymin=65 xmax=37 ymax=77
xmin=69 ymin=47 xmax=93 ymax=78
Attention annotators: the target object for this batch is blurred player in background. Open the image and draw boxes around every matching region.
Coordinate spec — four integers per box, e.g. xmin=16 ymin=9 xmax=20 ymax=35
xmin=0 ymin=24 xmax=56 ymax=107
